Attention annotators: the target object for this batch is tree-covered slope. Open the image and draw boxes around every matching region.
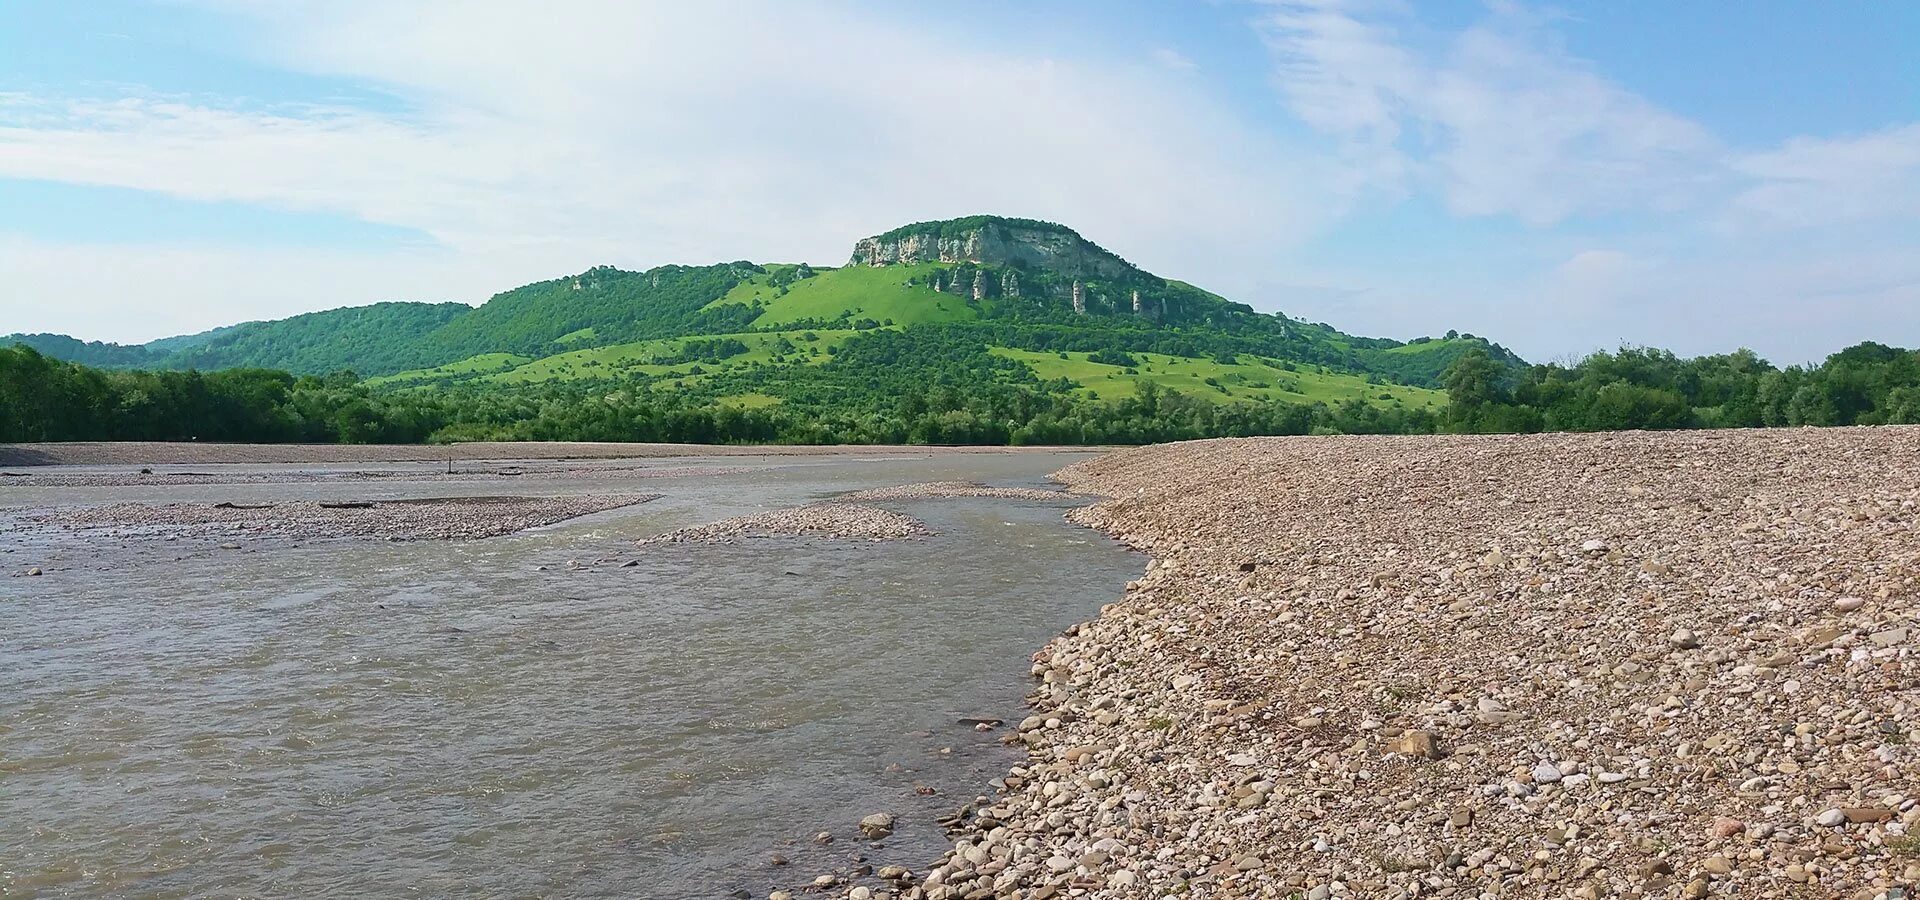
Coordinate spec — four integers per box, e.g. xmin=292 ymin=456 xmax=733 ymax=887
xmin=162 ymin=302 xmax=470 ymax=375
xmin=1 ymin=333 xmax=164 ymax=368
xmin=416 ymin=263 xmax=761 ymax=364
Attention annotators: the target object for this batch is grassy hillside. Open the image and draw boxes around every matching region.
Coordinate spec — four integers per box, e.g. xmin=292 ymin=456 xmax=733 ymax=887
xmin=379 ymin=328 xmax=1446 ymax=415
xmin=371 ymin=329 xmax=860 ymax=387
xmin=1354 ymin=335 xmax=1521 ymax=386
xmin=363 ymin=352 xmax=532 ymax=385
xmin=707 ymin=263 xmax=978 ymax=328
xmin=992 ymin=348 xmax=1445 ymax=407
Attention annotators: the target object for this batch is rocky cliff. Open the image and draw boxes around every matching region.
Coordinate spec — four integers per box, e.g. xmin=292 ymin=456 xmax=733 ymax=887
xmin=848 ymin=216 xmax=1136 ymax=281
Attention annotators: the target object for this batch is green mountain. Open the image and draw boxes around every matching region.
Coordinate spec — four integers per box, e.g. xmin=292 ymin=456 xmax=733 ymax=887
xmin=3 ymin=332 xmax=167 ymax=368
xmin=6 ymin=216 xmax=1521 ymax=413
xmin=163 ymin=302 xmax=471 ymax=375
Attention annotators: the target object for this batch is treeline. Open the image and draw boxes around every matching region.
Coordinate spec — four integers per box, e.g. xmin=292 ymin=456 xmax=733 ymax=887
xmin=7 ymin=340 xmax=1919 ymax=447
xmin=434 ymin=380 xmax=1436 ymax=446
xmin=1443 ymin=342 xmax=1920 ymax=432
xmin=0 ymin=346 xmax=439 ymax=443
xmin=0 ymin=343 xmax=1430 ymax=446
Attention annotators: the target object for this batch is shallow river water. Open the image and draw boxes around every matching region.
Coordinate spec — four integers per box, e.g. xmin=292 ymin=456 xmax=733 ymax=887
xmin=0 ymin=452 xmax=1141 ymax=899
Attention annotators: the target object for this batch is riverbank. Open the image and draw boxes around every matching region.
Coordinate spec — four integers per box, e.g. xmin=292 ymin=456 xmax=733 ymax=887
xmin=914 ymin=428 xmax=1920 ymax=899
xmin=0 ymin=441 xmax=1059 ymax=467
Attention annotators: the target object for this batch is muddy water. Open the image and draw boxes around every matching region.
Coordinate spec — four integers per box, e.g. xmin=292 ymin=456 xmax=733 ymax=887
xmin=0 ymin=452 xmax=1140 ymax=899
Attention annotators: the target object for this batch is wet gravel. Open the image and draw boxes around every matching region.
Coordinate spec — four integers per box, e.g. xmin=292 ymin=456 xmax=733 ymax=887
xmin=28 ymin=494 xmax=660 ymax=541
xmin=834 ymin=482 xmax=1078 ymax=503
xmin=638 ymin=504 xmax=932 ymax=545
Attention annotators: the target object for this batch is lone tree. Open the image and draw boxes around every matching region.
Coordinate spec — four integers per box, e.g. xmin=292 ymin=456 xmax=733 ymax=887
xmin=1442 ymin=348 xmax=1507 ymax=428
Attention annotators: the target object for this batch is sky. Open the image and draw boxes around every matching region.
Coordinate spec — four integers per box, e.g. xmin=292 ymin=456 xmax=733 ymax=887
xmin=1 ymin=1 xmax=1917 ymax=364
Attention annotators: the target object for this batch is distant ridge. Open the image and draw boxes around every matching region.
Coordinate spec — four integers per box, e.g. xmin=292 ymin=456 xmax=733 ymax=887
xmin=6 ymin=215 xmax=1522 ymax=400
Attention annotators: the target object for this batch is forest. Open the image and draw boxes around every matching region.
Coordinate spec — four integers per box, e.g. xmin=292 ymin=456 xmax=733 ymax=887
xmin=1442 ymin=343 xmax=1920 ymax=432
xmin=3 ymin=338 xmax=1917 ymax=446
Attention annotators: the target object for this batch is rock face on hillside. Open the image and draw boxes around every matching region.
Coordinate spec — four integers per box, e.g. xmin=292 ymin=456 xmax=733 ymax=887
xmin=849 ymin=216 xmax=1135 ymax=281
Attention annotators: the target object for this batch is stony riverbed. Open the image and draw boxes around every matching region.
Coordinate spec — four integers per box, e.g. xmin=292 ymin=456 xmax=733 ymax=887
xmin=897 ymin=428 xmax=1920 ymax=900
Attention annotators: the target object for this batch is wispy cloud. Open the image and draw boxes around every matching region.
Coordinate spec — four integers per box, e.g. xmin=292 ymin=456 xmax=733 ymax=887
xmin=1150 ymin=47 xmax=1199 ymax=71
xmin=1728 ymin=123 xmax=1920 ymax=228
xmin=1254 ymin=0 xmax=1719 ymax=223
xmin=1236 ymin=0 xmax=1920 ymax=362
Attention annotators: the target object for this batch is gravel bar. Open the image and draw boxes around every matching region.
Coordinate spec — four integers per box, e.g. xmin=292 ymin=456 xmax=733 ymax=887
xmin=30 ymin=494 xmax=659 ymax=541
xmin=907 ymin=428 xmax=1920 ymax=900
xmin=638 ymin=504 xmax=931 ymax=545
xmin=833 ymin=481 xmax=1078 ymax=503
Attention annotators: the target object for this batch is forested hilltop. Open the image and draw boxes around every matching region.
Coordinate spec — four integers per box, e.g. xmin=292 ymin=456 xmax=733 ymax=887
xmin=4 ymin=215 xmax=1916 ymax=446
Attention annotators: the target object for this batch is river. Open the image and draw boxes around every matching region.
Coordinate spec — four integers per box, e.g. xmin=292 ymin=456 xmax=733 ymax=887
xmin=0 ymin=450 xmax=1140 ymax=899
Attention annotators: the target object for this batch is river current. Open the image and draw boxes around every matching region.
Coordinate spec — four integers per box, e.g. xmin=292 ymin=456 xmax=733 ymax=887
xmin=0 ymin=451 xmax=1140 ymax=899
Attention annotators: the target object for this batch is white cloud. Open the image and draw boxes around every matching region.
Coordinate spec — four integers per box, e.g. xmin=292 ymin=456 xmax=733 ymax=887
xmin=0 ymin=235 xmax=537 ymax=342
xmin=0 ymin=1 xmax=1915 ymax=363
xmin=0 ymin=1 xmax=1351 ymax=341
xmin=1728 ymin=123 xmax=1920 ymax=228
xmin=1240 ymin=0 xmax=1920 ymax=362
xmin=1254 ymin=0 xmax=1719 ymax=224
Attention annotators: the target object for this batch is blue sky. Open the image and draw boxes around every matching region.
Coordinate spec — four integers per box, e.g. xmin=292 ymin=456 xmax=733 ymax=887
xmin=2 ymin=1 xmax=1917 ymax=363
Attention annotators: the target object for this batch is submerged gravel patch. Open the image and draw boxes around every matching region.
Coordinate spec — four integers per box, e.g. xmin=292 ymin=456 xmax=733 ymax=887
xmin=906 ymin=428 xmax=1920 ymax=900
xmin=639 ymin=504 xmax=931 ymax=545
xmin=833 ymin=481 xmax=1076 ymax=503
xmin=0 ymin=464 xmax=754 ymax=488
xmin=31 ymin=494 xmax=658 ymax=541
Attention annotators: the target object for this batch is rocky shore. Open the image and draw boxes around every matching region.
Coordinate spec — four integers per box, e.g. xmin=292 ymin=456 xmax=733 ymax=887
xmin=897 ymin=429 xmax=1919 ymax=900
xmin=28 ymin=494 xmax=658 ymax=541
xmin=639 ymin=504 xmax=932 ymax=545
xmin=834 ymin=481 xmax=1076 ymax=503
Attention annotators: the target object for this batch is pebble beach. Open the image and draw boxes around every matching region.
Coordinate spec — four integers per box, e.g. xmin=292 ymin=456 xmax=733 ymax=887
xmin=893 ymin=428 xmax=1920 ymax=900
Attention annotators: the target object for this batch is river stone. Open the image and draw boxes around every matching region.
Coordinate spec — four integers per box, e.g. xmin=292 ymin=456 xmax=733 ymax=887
xmin=1391 ymin=729 xmax=1440 ymax=759
xmin=1842 ymin=807 xmax=1894 ymax=823
xmin=859 ymin=812 xmax=895 ymax=838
